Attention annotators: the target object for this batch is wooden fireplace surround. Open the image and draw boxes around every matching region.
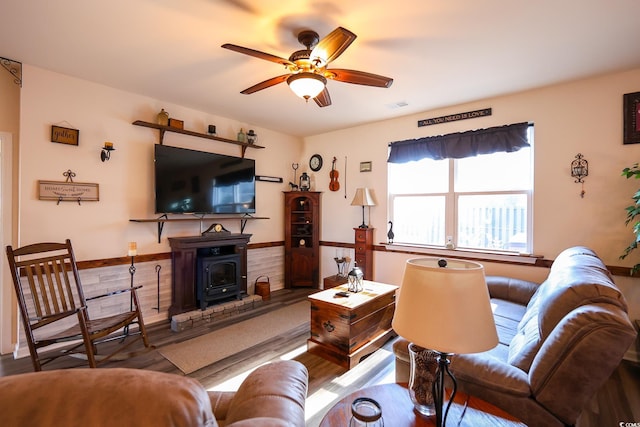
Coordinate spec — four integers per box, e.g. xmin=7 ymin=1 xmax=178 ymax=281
xmin=168 ymin=233 xmax=251 ymax=316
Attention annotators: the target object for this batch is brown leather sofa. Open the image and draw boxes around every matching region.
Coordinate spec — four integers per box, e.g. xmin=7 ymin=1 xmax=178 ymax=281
xmin=0 ymin=360 xmax=308 ymax=427
xmin=393 ymin=246 xmax=637 ymax=427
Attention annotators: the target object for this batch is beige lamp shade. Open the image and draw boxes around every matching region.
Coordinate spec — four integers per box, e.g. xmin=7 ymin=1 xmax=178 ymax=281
xmin=350 ymin=188 xmax=377 ymax=207
xmin=392 ymin=258 xmax=498 ymax=354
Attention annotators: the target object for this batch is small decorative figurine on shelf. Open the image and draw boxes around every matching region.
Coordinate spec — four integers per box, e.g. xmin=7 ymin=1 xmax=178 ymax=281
xmin=300 ymin=172 xmax=310 ymax=191
xmin=247 ymin=129 xmax=257 ymax=144
xmin=157 ymin=109 xmax=169 ymax=126
xmin=289 ymin=163 xmax=300 ymax=191
xmin=237 ymin=128 xmax=246 ymax=142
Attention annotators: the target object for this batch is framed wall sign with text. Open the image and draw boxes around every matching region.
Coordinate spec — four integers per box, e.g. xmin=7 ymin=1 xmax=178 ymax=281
xmin=51 ymin=125 xmax=79 ymax=146
xmin=360 ymin=161 xmax=372 ymax=172
xmin=623 ymin=91 xmax=640 ymax=145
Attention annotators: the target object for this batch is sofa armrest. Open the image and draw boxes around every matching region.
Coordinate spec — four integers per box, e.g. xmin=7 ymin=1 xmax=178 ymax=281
xmin=219 ymin=360 xmax=308 ymax=427
xmin=392 ymin=338 xmax=411 ymax=383
xmin=451 ymin=353 xmax=530 ymax=396
xmin=0 ymin=368 xmax=217 ymax=427
xmin=486 ymin=275 xmax=539 ymax=306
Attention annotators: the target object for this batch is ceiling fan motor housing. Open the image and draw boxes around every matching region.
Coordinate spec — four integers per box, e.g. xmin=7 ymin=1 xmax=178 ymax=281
xmin=297 ymin=30 xmax=320 ymax=49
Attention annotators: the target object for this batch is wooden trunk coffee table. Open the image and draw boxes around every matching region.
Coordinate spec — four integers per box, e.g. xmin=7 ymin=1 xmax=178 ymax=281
xmin=308 ymin=281 xmax=398 ymax=369
xmin=319 ymin=383 xmax=525 ymax=427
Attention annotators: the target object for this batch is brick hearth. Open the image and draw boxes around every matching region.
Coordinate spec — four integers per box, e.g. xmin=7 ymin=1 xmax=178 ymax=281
xmin=170 ymin=295 xmax=264 ymax=332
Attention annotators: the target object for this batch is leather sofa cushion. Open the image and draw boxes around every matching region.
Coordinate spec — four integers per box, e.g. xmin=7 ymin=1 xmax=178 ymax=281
xmin=0 ymin=368 xmax=217 ymax=427
xmin=492 ymin=298 xmax=527 ymax=345
xmin=508 ymin=247 xmax=628 ymax=372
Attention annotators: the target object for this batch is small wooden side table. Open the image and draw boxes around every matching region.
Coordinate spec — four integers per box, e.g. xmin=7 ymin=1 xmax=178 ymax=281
xmin=323 ymin=274 xmax=348 ymax=289
xmin=308 ymin=281 xmax=398 ymax=369
xmin=319 ymin=383 xmax=525 ymax=427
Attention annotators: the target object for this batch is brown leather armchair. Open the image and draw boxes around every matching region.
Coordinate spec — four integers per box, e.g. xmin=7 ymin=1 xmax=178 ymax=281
xmin=0 ymin=360 xmax=308 ymax=427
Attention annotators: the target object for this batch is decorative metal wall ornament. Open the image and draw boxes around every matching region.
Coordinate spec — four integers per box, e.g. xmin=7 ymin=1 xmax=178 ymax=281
xmin=0 ymin=56 xmax=22 ymax=87
xmin=571 ymin=153 xmax=588 ymax=198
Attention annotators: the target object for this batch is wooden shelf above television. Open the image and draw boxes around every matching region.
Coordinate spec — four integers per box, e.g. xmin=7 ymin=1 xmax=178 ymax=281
xmin=130 ymin=215 xmax=269 ymax=242
xmin=132 ymin=120 xmax=264 ymax=157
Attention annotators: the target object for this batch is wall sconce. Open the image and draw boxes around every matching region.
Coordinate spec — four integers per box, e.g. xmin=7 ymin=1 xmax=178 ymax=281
xmin=101 ymin=142 xmax=115 ymax=162
xmin=571 ymin=153 xmax=588 ymax=198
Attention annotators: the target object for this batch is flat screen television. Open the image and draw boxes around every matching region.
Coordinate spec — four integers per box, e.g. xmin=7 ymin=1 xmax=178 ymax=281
xmin=154 ymin=144 xmax=256 ymax=214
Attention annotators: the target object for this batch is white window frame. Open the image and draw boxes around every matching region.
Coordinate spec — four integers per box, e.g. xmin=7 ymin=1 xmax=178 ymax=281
xmin=388 ymin=131 xmax=533 ymax=255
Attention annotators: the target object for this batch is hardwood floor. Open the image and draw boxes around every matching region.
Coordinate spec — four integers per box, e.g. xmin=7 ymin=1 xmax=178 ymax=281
xmin=1 ymin=288 xmax=638 ymax=427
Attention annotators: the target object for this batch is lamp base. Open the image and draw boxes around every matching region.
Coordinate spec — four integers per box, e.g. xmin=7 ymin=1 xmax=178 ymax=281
xmin=433 ymin=352 xmax=457 ymax=427
xmin=408 ymin=343 xmax=437 ymax=417
xmin=358 ymin=206 xmax=368 ymax=228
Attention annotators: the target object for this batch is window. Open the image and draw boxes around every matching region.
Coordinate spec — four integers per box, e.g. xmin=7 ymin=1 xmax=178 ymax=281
xmin=388 ymin=123 xmax=533 ymax=254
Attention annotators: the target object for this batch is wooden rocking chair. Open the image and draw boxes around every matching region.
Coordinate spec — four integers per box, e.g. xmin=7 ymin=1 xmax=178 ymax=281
xmin=6 ymin=239 xmax=151 ymax=371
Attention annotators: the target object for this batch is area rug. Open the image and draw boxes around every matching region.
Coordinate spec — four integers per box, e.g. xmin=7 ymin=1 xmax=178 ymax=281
xmin=159 ymin=301 xmax=310 ymax=374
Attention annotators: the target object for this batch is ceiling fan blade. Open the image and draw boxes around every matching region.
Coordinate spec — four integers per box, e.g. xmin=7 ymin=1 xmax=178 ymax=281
xmin=240 ymin=75 xmax=289 ymax=94
xmin=328 ymin=69 xmax=393 ymax=88
xmin=313 ymin=88 xmax=332 ymax=107
xmin=311 ymin=27 xmax=357 ymax=65
xmin=222 ymin=43 xmax=294 ymax=67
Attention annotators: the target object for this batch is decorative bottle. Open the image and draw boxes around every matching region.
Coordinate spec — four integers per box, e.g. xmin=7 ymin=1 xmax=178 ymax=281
xmin=237 ymin=128 xmax=246 ymax=143
xmin=157 ymin=109 xmax=169 ymax=126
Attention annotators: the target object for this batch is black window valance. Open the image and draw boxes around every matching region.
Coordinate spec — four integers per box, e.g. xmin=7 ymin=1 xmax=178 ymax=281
xmin=388 ymin=122 xmax=530 ymax=163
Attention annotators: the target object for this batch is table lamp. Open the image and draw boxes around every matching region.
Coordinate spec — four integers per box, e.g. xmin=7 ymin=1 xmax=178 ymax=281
xmin=351 ymin=187 xmax=376 ymax=228
xmin=392 ymin=258 xmax=498 ymax=427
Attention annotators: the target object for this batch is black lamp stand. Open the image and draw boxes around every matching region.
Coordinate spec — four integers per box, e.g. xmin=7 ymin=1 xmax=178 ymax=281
xmin=433 ymin=352 xmax=457 ymax=427
xmin=358 ymin=206 xmax=368 ymax=228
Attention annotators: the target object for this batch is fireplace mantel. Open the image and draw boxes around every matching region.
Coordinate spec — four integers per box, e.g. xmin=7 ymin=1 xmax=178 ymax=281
xmin=168 ymin=233 xmax=251 ymax=316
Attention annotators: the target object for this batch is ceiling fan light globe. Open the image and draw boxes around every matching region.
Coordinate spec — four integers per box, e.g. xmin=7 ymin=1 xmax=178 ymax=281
xmin=287 ymin=73 xmax=326 ymax=100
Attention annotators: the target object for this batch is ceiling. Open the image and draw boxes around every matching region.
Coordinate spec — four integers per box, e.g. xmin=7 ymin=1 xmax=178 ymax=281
xmin=2 ymin=0 xmax=640 ymax=137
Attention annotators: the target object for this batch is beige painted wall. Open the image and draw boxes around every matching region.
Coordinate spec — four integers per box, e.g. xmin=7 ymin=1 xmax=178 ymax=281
xmin=304 ymin=69 xmax=640 ymax=334
xmin=17 ymin=65 xmax=302 ymax=259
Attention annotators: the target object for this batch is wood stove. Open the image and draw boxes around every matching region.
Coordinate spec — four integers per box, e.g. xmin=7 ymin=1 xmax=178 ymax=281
xmin=196 ymin=249 xmax=241 ymax=310
xmin=169 ymin=234 xmax=250 ymax=316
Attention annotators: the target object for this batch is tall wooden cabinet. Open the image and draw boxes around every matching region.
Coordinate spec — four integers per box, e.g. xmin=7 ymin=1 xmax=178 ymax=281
xmin=285 ymin=191 xmax=321 ymax=288
xmin=354 ymin=228 xmax=374 ymax=280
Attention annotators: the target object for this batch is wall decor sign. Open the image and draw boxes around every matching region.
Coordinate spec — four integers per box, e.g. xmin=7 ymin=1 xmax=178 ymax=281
xmin=255 ymin=175 xmax=283 ymax=183
xmin=39 ymin=181 xmax=99 ymax=204
xmin=51 ymin=125 xmax=79 ymax=146
xmin=623 ymin=91 xmax=640 ymax=145
xmin=418 ymin=108 xmax=492 ymax=127
xmin=360 ymin=161 xmax=372 ymax=172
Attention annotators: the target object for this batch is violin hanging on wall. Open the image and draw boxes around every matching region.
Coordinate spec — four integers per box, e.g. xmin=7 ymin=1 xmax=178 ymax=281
xmin=329 ymin=156 xmax=340 ymax=192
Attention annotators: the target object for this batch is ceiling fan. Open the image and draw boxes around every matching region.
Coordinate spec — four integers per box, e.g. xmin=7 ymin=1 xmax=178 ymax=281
xmin=221 ymin=27 xmax=393 ymax=107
